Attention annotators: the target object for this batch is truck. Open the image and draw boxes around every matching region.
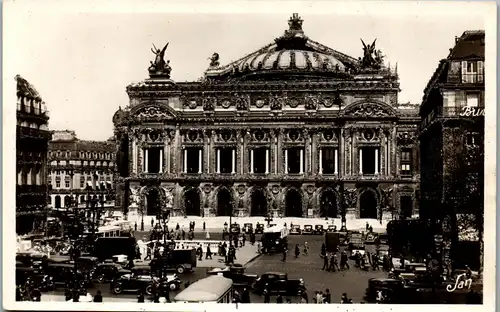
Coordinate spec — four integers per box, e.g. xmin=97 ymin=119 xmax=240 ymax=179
xmin=261 ymin=226 xmax=288 ymax=254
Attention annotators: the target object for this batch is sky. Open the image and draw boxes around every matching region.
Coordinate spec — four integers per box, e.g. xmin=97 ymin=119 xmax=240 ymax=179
xmin=4 ymin=1 xmax=487 ymax=141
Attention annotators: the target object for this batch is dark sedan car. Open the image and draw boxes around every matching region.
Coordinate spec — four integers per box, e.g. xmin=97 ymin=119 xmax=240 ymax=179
xmin=111 ymin=273 xmax=181 ymax=295
xmin=313 ymin=225 xmax=325 ymax=235
xmin=93 ymin=263 xmax=131 ymax=283
xmin=252 ymin=272 xmax=306 ymax=296
xmin=302 ymin=225 xmax=313 ymax=235
xmin=16 ymin=266 xmax=54 ymax=291
xmin=207 ymin=265 xmax=258 ymax=288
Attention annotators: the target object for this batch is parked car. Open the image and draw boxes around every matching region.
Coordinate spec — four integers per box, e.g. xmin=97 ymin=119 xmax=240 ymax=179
xmin=207 ymin=265 xmax=258 ymax=288
xmin=289 ymin=225 xmax=301 ymax=235
xmin=243 ymin=223 xmax=253 ymax=234
xmin=254 ymin=224 xmax=265 ymax=234
xmin=302 ymin=225 xmax=313 ymax=235
xmin=326 ymin=225 xmax=337 ymax=233
xmin=252 ymin=272 xmax=306 ymax=296
xmin=230 ymin=223 xmax=241 ymax=235
xmin=313 ymin=225 xmax=325 ymax=235
xmin=92 ymin=262 xmax=131 ymax=283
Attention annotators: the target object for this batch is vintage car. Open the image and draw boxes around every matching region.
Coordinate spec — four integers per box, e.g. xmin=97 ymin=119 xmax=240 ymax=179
xmin=243 ymin=223 xmax=253 ymax=234
xmin=16 ymin=265 xmax=54 ymax=291
xmin=349 ymin=247 xmax=366 ymax=260
xmin=252 ymin=272 xmax=306 ymax=296
xmin=302 ymin=225 xmax=313 ymax=235
xmin=230 ymin=223 xmax=241 ymax=234
xmin=207 ymin=265 xmax=258 ymax=288
xmin=111 ymin=273 xmax=181 ymax=295
xmin=326 ymin=225 xmax=337 ymax=233
xmin=377 ymin=246 xmax=390 ymax=263
xmin=313 ymin=225 xmax=325 ymax=235
xmin=289 ymin=225 xmax=301 ymax=235
xmin=254 ymin=224 xmax=265 ymax=234
xmin=363 ymin=277 xmax=405 ymax=303
xmin=92 ymin=262 xmax=131 ymax=283
xmin=44 ymin=263 xmax=91 ymax=289
xmin=364 ymin=233 xmax=378 ymax=244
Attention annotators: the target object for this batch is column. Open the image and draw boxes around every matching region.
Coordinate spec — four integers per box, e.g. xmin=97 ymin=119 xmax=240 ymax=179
xmin=375 ymin=148 xmax=379 ymax=174
xmin=334 ymin=148 xmax=338 ymax=174
xmin=166 ymin=140 xmax=170 ymax=174
xmin=359 ymin=148 xmax=363 ymax=175
xmin=159 ymin=149 xmax=163 ymax=173
xmin=319 ymin=149 xmax=323 ymax=174
xmin=198 ymin=149 xmax=202 ymax=174
xmin=250 ymin=149 xmax=254 ymax=174
xmin=299 ymin=149 xmax=304 ymax=174
xmin=144 ymin=149 xmax=149 ymax=173
xmin=340 ymin=129 xmax=345 ymax=176
xmin=231 ymin=149 xmax=236 ymax=174
xmin=216 ymin=149 xmax=221 ymax=173
xmin=183 ymin=149 xmax=187 ymax=173
xmin=387 ymin=136 xmax=391 ymax=175
xmin=132 ymin=140 xmax=137 ymax=173
xmin=265 ymin=148 xmax=269 ymax=174
xmin=285 ymin=149 xmax=289 ymax=174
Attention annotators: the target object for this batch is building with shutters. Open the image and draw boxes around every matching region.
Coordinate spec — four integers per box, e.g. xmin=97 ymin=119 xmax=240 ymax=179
xmin=113 ymin=14 xmax=420 ymax=221
xmin=418 ymin=30 xmax=484 ymax=270
xmin=47 ymin=130 xmax=116 ymax=209
xmin=16 ymin=75 xmax=52 ymax=234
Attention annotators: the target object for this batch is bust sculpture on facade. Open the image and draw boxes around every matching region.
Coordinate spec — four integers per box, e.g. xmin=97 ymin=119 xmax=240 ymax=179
xmin=209 ymin=53 xmax=220 ymax=68
xmin=149 ymin=43 xmax=172 ymax=78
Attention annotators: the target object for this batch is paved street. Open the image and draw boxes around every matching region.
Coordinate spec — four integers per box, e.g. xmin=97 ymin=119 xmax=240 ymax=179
xmin=245 ymin=235 xmax=385 ymax=303
xmin=43 ymin=233 xmax=386 ymax=303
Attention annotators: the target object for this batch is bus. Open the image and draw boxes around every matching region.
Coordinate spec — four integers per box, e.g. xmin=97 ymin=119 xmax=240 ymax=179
xmin=95 ymin=225 xmax=122 ymax=238
xmin=173 ymin=275 xmax=233 ymax=303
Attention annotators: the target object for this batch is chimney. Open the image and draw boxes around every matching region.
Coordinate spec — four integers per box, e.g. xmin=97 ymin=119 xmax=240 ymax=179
xmin=455 ymin=36 xmax=459 ymax=43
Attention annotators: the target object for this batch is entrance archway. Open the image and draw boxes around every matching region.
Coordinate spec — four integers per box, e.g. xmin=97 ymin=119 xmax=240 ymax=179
xmin=146 ymin=188 xmax=160 ymax=216
xmin=360 ymin=190 xmax=378 ymax=219
xmin=320 ymin=190 xmax=337 ymax=218
xmin=285 ymin=189 xmax=303 ymax=217
xmin=54 ymin=196 xmax=61 ymax=208
xmin=184 ymin=188 xmax=201 ymax=216
xmin=251 ymin=188 xmax=267 ymax=216
xmin=217 ymin=188 xmax=233 ymax=216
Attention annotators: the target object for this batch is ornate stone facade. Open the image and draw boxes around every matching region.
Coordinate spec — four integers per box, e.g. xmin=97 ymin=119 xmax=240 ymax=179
xmin=113 ymin=14 xmax=420 ymax=220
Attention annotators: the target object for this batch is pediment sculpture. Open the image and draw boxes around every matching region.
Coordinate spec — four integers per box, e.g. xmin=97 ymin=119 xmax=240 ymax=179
xmin=349 ymin=103 xmax=391 ymax=117
xmin=136 ymin=106 xmax=170 ymax=119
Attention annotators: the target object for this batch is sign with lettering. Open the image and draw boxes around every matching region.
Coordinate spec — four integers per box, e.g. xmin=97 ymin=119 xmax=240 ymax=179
xmin=52 ymin=130 xmax=77 ymax=141
xmin=460 ymin=107 xmax=485 ymax=117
